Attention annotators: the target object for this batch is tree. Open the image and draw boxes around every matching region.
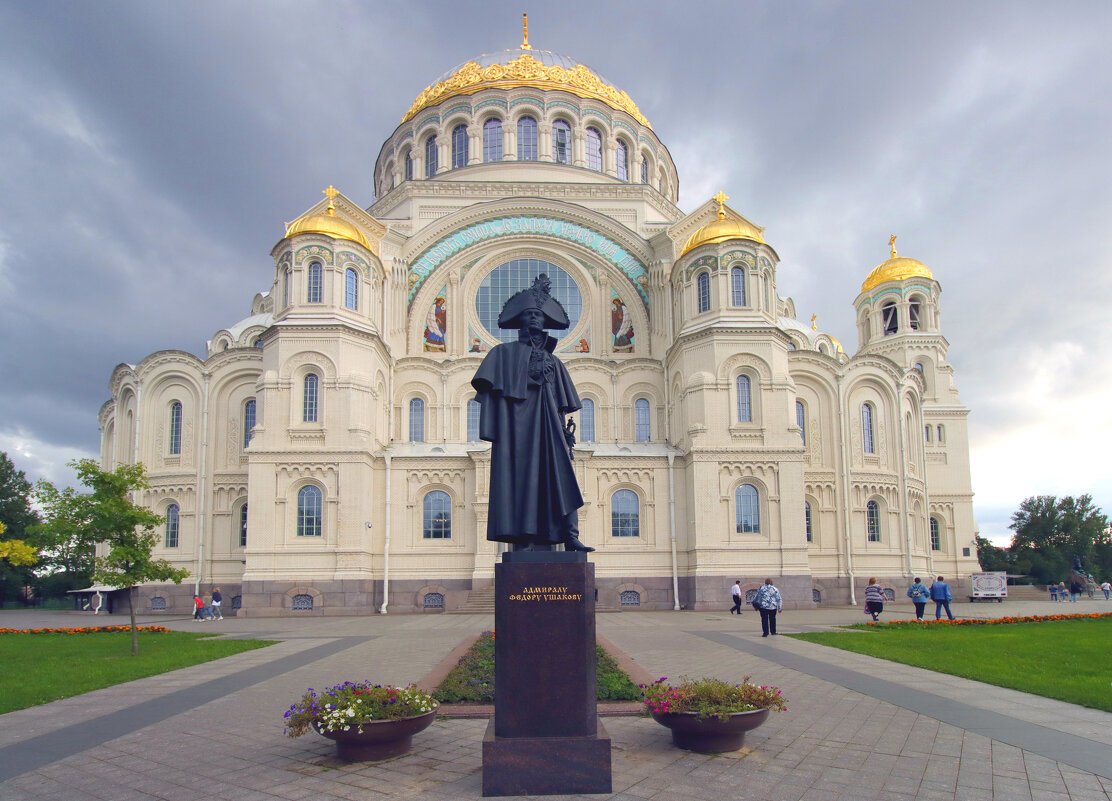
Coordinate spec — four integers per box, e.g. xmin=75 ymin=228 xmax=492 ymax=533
xmin=0 ymin=452 xmax=41 ymax=606
xmin=974 ymin=535 xmax=1010 ymax=573
xmin=1009 ymin=495 xmax=1109 ymax=584
xmin=59 ymin=460 xmax=189 ymax=655
xmin=28 ymin=480 xmax=95 ymax=594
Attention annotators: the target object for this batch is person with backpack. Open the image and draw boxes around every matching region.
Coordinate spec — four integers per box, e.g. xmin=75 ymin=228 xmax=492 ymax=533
xmin=930 ymin=576 xmax=954 ymax=620
xmin=907 ymin=577 xmax=930 ymax=621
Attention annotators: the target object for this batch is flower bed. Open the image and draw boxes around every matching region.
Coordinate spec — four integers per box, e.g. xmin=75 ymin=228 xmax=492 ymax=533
xmin=284 ymin=682 xmax=438 ymax=737
xmin=867 ymin=612 xmax=1112 ymax=628
xmin=640 ymin=676 xmax=787 ymax=719
xmin=0 ymin=625 xmax=171 ymax=635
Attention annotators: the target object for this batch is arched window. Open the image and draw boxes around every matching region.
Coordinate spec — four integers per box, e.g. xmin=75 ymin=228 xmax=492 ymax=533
xmin=425 ymin=134 xmax=438 ymax=177
xmin=243 ymin=399 xmax=256 ymax=448
xmin=451 ymin=123 xmax=468 ymax=168
xmin=344 ymin=268 xmax=358 ymax=310
xmin=254 ymin=338 xmax=263 ymax=349
xmin=882 ymin=302 xmax=898 ymax=335
xmin=483 ymin=118 xmax=503 ymax=162
xmin=796 ymin=400 xmax=806 ymax=444
xmin=730 ymin=266 xmax=746 ymax=306
xmin=169 ymin=402 xmax=182 ymax=455
xmin=291 ymin=593 xmax=313 ymax=610
xmin=866 ymin=500 xmax=881 ymax=542
xmin=863 ymin=314 xmax=872 ymax=341
xmin=805 ymin=501 xmax=813 ymax=542
xmin=239 ymin=502 xmax=248 ymax=547
xmin=616 ymin=139 xmax=629 ymax=180
xmin=409 ymin=398 xmax=425 ymax=442
xmin=466 ymin=398 xmax=480 ymax=443
xmin=640 ymin=157 xmax=649 ymax=184
xmin=423 ymin=490 xmax=451 ymax=538
xmin=297 ymin=485 xmax=322 ymax=537
xmin=634 ymin=398 xmax=650 ymax=442
xmin=552 ymin=120 xmax=571 ymax=164
xmin=307 ymin=261 xmax=323 ymax=303
xmin=736 ymin=376 xmax=752 ymax=423
xmin=735 ymin=484 xmax=760 ymax=533
xmin=580 ymin=398 xmax=595 ymax=443
xmin=165 ymin=504 xmax=179 ymax=547
xmin=303 ymin=374 xmax=319 ymax=423
xmin=404 ymin=151 xmax=413 ymax=180
xmin=909 ymin=299 xmax=921 ymax=330
xmin=936 ymin=425 xmax=945 ymax=443
xmin=697 ymin=272 xmax=710 ymax=313
xmin=585 ymin=127 xmax=602 ymax=171
xmin=611 ymin=489 xmax=640 ymax=537
xmin=930 ymin=517 xmax=941 ymax=551
xmin=924 ymin=425 xmax=932 ymax=442
xmin=861 ymin=403 xmax=875 ymax=454
xmin=517 ymin=116 xmax=537 ymax=160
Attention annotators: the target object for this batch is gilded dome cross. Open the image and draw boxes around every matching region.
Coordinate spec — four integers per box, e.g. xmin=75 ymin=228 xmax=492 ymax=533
xmin=323 ymin=185 xmax=339 ymax=215
xmin=712 ymin=191 xmax=729 ymax=219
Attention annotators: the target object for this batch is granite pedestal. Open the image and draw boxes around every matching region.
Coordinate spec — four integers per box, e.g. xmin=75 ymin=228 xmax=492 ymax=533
xmin=481 ymin=551 xmax=612 ymax=796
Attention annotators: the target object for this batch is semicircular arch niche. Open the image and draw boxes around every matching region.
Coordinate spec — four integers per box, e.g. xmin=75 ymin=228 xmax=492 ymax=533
xmin=474 ymin=257 xmax=584 ymax=344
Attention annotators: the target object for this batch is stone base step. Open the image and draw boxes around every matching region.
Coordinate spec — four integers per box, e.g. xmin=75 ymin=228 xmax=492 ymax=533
xmin=451 ymin=586 xmax=495 ymax=614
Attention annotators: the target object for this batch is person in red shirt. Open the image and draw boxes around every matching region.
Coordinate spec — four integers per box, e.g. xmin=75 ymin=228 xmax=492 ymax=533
xmin=192 ymin=594 xmax=206 ymax=621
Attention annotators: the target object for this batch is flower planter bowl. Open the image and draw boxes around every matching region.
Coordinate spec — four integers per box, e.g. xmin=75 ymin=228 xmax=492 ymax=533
xmin=313 ymin=709 xmax=438 ymax=761
xmin=650 ymin=708 xmax=770 ymax=753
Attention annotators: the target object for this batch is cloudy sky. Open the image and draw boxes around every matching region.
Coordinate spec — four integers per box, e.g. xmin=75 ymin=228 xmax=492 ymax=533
xmin=1 ymin=1 xmax=1109 ymax=545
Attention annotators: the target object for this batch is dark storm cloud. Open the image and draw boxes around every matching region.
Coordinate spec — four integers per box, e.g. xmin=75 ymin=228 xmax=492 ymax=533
xmin=1 ymin=0 xmax=1109 ymax=541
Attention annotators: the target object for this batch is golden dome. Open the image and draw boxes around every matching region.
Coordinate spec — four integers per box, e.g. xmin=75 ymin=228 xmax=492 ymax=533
xmin=401 ymin=18 xmax=650 ymax=128
xmin=680 ymin=192 xmax=765 ymax=257
xmin=861 ymin=236 xmax=932 ymax=293
xmin=284 ymin=186 xmax=371 ymax=251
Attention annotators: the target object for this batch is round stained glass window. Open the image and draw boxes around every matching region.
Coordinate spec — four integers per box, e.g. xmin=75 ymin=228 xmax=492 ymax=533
xmin=475 ymin=259 xmax=583 ymax=343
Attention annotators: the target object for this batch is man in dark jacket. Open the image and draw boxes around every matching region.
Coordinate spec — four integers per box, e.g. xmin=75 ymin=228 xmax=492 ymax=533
xmin=930 ymin=576 xmax=954 ymax=620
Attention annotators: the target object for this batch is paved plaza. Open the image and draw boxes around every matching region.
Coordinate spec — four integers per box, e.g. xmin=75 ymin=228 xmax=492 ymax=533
xmin=1 ymin=599 xmax=1110 ymax=801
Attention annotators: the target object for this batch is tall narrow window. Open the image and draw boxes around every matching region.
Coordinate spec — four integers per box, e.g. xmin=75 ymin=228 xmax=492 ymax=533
xmin=239 ymin=502 xmax=248 ymax=547
xmin=861 ymin=403 xmax=875 ymax=454
xmin=552 ymin=120 xmax=571 ymax=164
xmin=731 ymin=266 xmax=746 ymax=306
xmin=580 ymin=398 xmax=595 ymax=443
xmin=409 ymin=398 xmax=425 ymax=442
xmin=517 ymin=116 xmax=537 ymax=161
xmin=882 ymin=303 xmax=898 ymax=334
xmin=796 ymin=400 xmax=806 ymax=444
xmin=344 ymin=268 xmax=358 ymax=310
xmin=937 ymin=425 xmax=945 ymax=443
xmin=466 ymin=398 xmax=480 ymax=443
xmin=404 ymin=152 xmax=413 ymax=180
xmin=924 ymin=424 xmax=932 ymax=442
xmin=697 ymin=272 xmax=710 ymax=313
xmin=303 ymin=374 xmax=319 ymax=423
xmin=307 ymin=261 xmax=323 ymax=303
xmin=736 ymin=376 xmax=752 ymax=422
xmin=483 ymin=118 xmax=503 ymax=162
xmin=169 ymin=402 xmax=182 ymax=455
xmin=805 ymin=501 xmax=813 ymax=542
xmin=165 ymin=504 xmax=179 ymax=547
xmin=640 ymin=157 xmax=649 ymax=184
xmin=611 ymin=489 xmax=640 ymax=537
xmin=736 ymin=484 xmax=760 ymax=533
xmin=243 ymin=399 xmax=256 ymax=448
xmin=930 ymin=517 xmax=941 ymax=550
xmin=616 ymin=139 xmax=629 ymax=180
xmin=425 ymin=134 xmax=438 ymax=177
xmin=281 ymin=269 xmax=290 ymax=308
xmin=866 ymin=500 xmax=881 ymax=542
xmin=451 ymin=123 xmax=468 ymax=168
xmin=423 ymin=490 xmax=452 ymax=538
xmin=909 ymin=299 xmax=921 ymax=330
xmin=585 ymin=127 xmax=602 ymax=171
xmin=297 ymin=485 xmax=322 ymax=537
xmin=634 ymin=398 xmax=650 ymax=442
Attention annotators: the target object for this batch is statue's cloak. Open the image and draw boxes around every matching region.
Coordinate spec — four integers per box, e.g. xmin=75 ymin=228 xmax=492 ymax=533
xmin=471 ymin=334 xmax=583 ymax=544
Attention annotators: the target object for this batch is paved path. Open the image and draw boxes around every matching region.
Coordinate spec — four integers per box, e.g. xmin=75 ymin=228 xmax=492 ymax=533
xmin=1 ymin=598 xmax=1110 ymax=801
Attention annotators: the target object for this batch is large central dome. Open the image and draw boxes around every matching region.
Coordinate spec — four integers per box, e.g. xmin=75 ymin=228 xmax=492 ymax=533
xmin=401 ymin=46 xmax=651 ymax=129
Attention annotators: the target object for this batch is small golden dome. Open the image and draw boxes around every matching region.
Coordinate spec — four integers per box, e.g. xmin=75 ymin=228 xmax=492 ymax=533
xmin=284 ymin=186 xmax=371 ymax=251
xmin=861 ymin=236 xmax=932 ymax=293
xmin=680 ymin=192 xmax=765 ymax=257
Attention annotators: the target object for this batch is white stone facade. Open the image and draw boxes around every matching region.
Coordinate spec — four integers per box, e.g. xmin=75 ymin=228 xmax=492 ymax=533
xmin=98 ymin=44 xmax=979 ymax=616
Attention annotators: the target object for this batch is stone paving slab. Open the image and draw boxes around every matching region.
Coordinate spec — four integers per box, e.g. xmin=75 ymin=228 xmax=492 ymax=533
xmin=0 ymin=602 xmax=1110 ymax=800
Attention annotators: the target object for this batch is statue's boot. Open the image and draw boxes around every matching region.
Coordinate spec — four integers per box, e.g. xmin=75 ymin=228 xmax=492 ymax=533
xmin=564 ymin=536 xmax=594 ymax=552
xmin=561 ymin=509 xmax=594 ymax=552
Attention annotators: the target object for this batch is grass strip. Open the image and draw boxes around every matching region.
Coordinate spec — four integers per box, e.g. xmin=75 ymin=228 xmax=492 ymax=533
xmin=432 ymin=632 xmax=641 ymax=703
xmin=0 ymin=631 xmax=273 ymax=714
xmin=788 ymin=616 xmax=1112 ymax=712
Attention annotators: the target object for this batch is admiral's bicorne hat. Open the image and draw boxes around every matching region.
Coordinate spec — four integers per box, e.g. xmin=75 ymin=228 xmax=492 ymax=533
xmin=497 ymin=274 xmax=570 ymax=330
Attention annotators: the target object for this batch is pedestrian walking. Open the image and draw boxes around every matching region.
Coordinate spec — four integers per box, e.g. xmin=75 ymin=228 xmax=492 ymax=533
xmin=907 ymin=577 xmax=930 ymax=620
xmin=1101 ymin=581 xmax=1110 ymax=601
xmin=864 ymin=577 xmax=885 ymax=622
xmin=930 ymin=576 xmax=954 ymax=620
xmin=754 ymin=578 xmax=783 ymax=637
xmin=1058 ymin=582 xmax=1068 ymax=602
xmin=729 ymin=580 xmax=743 ymax=615
xmin=1069 ymin=580 xmax=1082 ymax=602
xmin=211 ymin=587 xmax=224 ymax=619
xmin=1048 ymin=583 xmax=1059 ymax=602
xmin=192 ymin=594 xmax=206 ymax=621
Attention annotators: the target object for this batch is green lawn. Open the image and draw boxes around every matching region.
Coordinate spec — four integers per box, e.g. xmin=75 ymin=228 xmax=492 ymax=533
xmin=788 ymin=617 xmax=1112 ymax=712
xmin=0 ymin=631 xmax=273 ymax=713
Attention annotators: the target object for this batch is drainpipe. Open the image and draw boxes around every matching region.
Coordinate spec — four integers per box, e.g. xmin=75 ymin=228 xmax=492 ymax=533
xmin=836 ymin=374 xmax=856 ymax=604
xmin=667 ymin=452 xmax=680 ymax=611
xmin=194 ymin=372 xmax=211 ymax=595
xmin=896 ymin=393 xmax=913 ymax=579
xmin=379 ymin=452 xmax=392 ymax=614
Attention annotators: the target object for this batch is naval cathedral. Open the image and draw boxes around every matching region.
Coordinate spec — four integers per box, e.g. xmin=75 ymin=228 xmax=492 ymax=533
xmin=98 ymin=29 xmax=978 ymax=615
